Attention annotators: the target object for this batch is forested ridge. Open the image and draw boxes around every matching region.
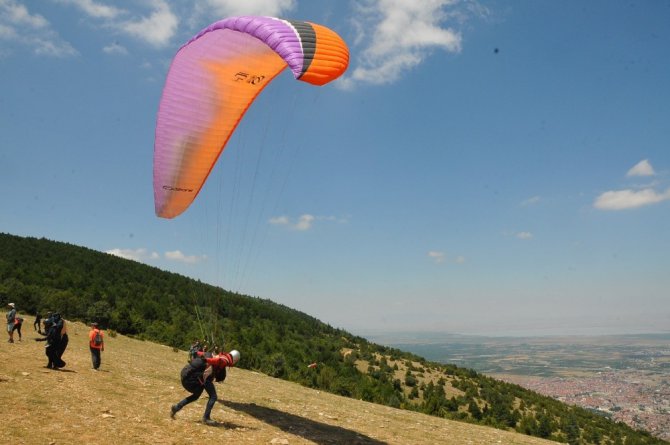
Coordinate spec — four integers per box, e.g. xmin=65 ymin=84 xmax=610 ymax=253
xmin=0 ymin=233 xmax=665 ymax=445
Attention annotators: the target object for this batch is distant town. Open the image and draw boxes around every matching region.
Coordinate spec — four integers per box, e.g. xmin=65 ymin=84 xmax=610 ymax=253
xmin=372 ymin=332 xmax=670 ymax=441
xmin=500 ymin=367 xmax=670 ymax=441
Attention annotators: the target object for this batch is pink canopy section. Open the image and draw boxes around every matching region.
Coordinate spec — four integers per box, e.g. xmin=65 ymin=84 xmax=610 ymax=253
xmin=153 ymin=16 xmax=349 ymax=219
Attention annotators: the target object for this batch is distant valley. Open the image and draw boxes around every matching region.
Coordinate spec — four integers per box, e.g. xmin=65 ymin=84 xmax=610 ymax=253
xmin=368 ymin=332 xmax=670 ymax=441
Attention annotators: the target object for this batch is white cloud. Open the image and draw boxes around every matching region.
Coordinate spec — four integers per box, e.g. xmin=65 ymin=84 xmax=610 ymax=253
xmin=269 ymin=214 xmax=347 ymax=231
xmin=428 ymin=251 xmax=445 ymax=263
xmin=32 ymin=38 xmax=78 ymax=56
xmin=295 ymin=214 xmax=315 ymax=231
xmin=1 ymin=0 xmax=49 ymax=28
xmin=102 ymin=41 xmax=128 ymax=55
xmin=0 ymin=0 xmax=78 ymax=57
xmin=269 ymin=215 xmax=290 ymax=226
xmin=521 ymin=196 xmax=541 ymax=206
xmin=0 ymin=23 xmax=16 ymax=38
xmin=55 ymin=0 xmax=124 ymax=19
xmin=270 ymin=214 xmax=314 ymax=231
xmin=341 ymin=0 xmax=468 ymax=89
xmin=106 ymin=248 xmax=159 ymax=262
xmin=108 ymin=247 xmax=206 ymax=263
xmin=516 ymin=231 xmax=533 ymax=240
xmin=428 ymin=251 xmax=466 ymax=264
xmin=165 ymin=250 xmax=206 ymax=264
xmin=194 ymin=0 xmax=296 ymax=19
xmin=57 ymin=0 xmax=176 ymax=47
xmin=626 ymin=159 xmax=655 ymax=177
xmin=594 ymin=188 xmax=670 ymax=210
xmin=119 ymin=0 xmax=178 ymax=47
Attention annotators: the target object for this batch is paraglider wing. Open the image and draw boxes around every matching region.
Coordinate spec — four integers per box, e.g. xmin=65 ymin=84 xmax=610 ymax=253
xmin=154 ymin=16 xmax=349 ymax=218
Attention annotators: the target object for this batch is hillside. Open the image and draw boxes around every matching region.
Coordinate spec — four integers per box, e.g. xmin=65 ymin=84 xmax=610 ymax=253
xmin=1 ymin=233 xmax=666 ymax=445
xmin=0 ymin=317 xmax=557 ymax=445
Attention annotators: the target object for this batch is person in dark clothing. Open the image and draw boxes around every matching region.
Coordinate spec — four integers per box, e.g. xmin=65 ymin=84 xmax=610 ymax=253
xmin=47 ymin=314 xmax=65 ymax=368
xmin=171 ymin=350 xmax=240 ymax=425
xmin=34 ymin=313 xmax=42 ymax=334
xmin=42 ymin=312 xmax=53 ymax=333
xmin=53 ymin=313 xmax=69 ymax=366
xmin=35 ymin=313 xmax=65 ymax=369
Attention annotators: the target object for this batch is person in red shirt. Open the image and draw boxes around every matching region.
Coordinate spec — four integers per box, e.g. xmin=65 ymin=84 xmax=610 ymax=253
xmin=171 ymin=349 xmax=240 ymax=425
xmin=88 ymin=322 xmax=105 ymax=370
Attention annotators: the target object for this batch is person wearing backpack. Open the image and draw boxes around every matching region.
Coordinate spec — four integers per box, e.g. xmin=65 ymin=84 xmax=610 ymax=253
xmin=33 ymin=312 xmax=64 ymax=369
xmin=89 ymin=322 xmax=105 ymax=370
xmin=52 ymin=313 xmax=69 ymax=366
xmin=170 ymin=349 xmax=240 ymax=425
xmin=39 ymin=312 xmax=65 ymax=369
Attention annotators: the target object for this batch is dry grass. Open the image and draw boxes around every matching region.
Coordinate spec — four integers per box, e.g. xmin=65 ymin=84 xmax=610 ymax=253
xmin=0 ymin=317 xmax=559 ymax=445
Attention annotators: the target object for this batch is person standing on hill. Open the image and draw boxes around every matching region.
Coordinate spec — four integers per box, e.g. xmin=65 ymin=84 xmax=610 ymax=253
xmin=34 ymin=312 xmax=56 ymax=367
xmin=6 ymin=303 xmax=16 ymax=343
xmin=42 ymin=312 xmax=53 ymax=332
xmin=38 ymin=313 xmax=66 ymax=369
xmin=34 ymin=312 xmax=42 ymax=334
xmin=53 ymin=313 xmax=69 ymax=366
xmin=171 ymin=349 xmax=240 ymax=425
xmin=11 ymin=314 xmax=23 ymax=341
xmin=46 ymin=314 xmax=62 ymax=368
xmin=89 ymin=323 xmax=105 ymax=370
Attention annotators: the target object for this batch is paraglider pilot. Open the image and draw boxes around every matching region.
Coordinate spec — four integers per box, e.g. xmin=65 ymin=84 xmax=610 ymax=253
xmin=171 ymin=349 xmax=240 ymax=425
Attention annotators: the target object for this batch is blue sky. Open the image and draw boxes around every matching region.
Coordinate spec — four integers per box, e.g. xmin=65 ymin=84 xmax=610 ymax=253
xmin=1 ymin=0 xmax=669 ymax=336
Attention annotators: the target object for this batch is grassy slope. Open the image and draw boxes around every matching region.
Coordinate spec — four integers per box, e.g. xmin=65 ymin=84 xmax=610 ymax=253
xmin=0 ymin=317 xmax=557 ymax=445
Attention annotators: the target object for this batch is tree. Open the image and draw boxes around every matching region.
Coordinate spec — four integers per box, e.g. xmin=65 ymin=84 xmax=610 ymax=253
xmin=469 ymin=400 xmax=483 ymax=420
xmin=518 ymin=414 xmax=538 ymax=436
xmin=537 ymin=412 xmax=554 ymax=439
xmin=405 ymin=370 xmax=418 ymax=387
xmin=317 ymin=365 xmax=337 ymax=391
xmin=86 ymin=300 xmax=112 ymax=327
xmin=562 ymin=414 xmax=581 ymax=445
